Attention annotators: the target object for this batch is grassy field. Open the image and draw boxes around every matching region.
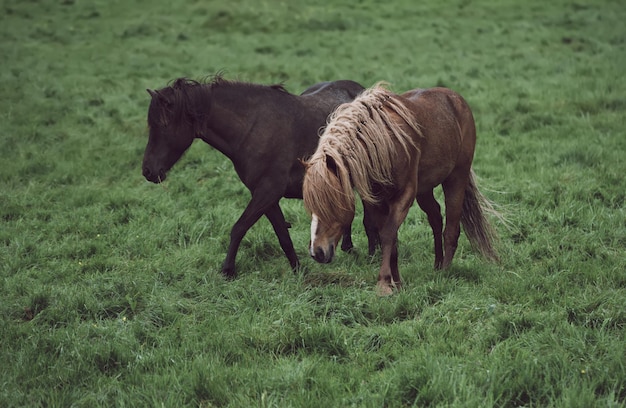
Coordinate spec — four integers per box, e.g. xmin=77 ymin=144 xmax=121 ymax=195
xmin=1 ymin=0 xmax=625 ymax=406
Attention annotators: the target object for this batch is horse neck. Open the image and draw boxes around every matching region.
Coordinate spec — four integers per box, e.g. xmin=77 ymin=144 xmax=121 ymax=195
xmin=198 ymin=84 xmax=293 ymax=159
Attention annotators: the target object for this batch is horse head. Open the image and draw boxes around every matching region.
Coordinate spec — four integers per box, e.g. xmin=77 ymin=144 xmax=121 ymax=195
xmin=303 ymin=155 xmax=355 ymax=263
xmin=142 ymin=79 xmax=204 ymax=183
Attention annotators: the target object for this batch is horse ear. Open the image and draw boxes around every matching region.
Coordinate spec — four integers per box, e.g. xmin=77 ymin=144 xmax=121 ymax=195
xmin=147 ymin=89 xmax=169 ymax=105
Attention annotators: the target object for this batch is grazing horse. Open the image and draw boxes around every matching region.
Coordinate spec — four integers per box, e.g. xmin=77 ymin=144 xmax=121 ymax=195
xmin=302 ymin=83 xmax=499 ymax=295
xmin=142 ymin=75 xmax=377 ymax=278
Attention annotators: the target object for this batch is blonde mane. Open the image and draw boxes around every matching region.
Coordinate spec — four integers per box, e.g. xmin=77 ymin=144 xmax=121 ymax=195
xmin=303 ymin=83 xmax=422 ymax=223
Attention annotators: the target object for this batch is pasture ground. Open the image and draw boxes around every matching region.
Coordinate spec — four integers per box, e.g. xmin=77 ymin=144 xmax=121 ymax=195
xmin=1 ymin=0 xmax=625 ymax=406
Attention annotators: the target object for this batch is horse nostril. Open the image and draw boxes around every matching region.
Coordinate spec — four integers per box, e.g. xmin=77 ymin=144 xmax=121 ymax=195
xmin=312 ymin=247 xmax=334 ymax=264
xmin=143 ymin=167 xmax=152 ymax=178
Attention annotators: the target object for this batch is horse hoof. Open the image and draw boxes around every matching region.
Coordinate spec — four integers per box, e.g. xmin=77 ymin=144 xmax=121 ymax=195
xmin=341 ymin=242 xmax=354 ymax=252
xmin=221 ymin=268 xmax=237 ymax=280
xmin=376 ymin=282 xmax=394 ymax=297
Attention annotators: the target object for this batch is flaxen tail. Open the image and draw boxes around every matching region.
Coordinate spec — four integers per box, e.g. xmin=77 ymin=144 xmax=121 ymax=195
xmin=461 ymin=169 xmax=502 ymax=262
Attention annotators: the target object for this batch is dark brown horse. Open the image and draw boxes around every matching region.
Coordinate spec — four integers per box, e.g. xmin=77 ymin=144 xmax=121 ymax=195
xmin=302 ymin=83 xmax=500 ymax=295
xmin=142 ymin=75 xmax=377 ymax=278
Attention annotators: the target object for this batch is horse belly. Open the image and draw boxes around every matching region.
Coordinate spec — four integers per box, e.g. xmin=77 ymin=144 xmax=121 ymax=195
xmin=284 ymin=183 xmax=304 ymax=199
xmin=283 ymin=166 xmax=306 ymax=199
xmin=416 ymin=133 xmax=461 ymax=192
xmin=416 ymin=165 xmax=453 ymax=192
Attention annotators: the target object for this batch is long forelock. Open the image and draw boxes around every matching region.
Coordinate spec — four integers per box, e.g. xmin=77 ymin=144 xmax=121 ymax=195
xmin=303 ymin=154 xmax=355 ymax=225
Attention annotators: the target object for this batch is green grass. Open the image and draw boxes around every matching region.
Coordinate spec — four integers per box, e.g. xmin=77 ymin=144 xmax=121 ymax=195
xmin=2 ymin=0 xmax=625 ymax=406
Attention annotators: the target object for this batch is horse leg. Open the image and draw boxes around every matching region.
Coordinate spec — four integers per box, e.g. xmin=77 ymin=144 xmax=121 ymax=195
xmin=441 ymin=172 xmax=471 ymax=269
xmin=221 ymin=189 xmax=284 ymax=279
xmin=376 ymin=217 xmax=406 ymax=296
xmin=375 ymin=221 xmax=398 ymax=296
xmin=361 ymin=203 xmax=393 ymax=294
xmin=363 ymin=204 xmax=381 ymax=255
xmin=375 ymin=190 xmax=416 ymax=295
xmin=341 ymin=204 xmax=380 ymax=254
xmin=416 ymin=190 xmax=444 ymax=269
xmin=265 ymin=202 xmax=299 ymax=272
xmin=340 ymin=224 xmax=354 ymax=252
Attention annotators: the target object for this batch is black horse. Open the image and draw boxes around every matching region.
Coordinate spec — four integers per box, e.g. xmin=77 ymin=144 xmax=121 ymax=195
xmin=142 ymin=75 xmax=378 ymax=278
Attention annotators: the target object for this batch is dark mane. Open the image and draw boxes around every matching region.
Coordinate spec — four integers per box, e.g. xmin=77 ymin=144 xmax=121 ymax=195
xmin=172 ymin=74 xmax=288 ymax=93
xmin=148 ymin=74 xmax=290 ymax=134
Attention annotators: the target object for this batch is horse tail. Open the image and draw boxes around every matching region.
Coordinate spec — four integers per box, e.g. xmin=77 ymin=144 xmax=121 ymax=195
xmin=461 ymin=169 xmax=501 ymax=262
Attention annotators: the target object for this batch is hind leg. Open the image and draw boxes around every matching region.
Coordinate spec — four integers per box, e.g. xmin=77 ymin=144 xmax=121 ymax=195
xmin=441 ymin=172 xmax=471 ymax=269
xmin=416 ymin=190 xmax=444 ymax=269
xmin=265 ymin=203 xmax=299 ymax=272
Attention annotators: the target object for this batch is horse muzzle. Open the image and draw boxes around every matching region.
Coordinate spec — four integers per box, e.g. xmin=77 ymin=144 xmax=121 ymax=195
xmin=311 ymin=245 xmax=335 ymax=264
xmin=143 ymin=167 xmax=166 ymax=183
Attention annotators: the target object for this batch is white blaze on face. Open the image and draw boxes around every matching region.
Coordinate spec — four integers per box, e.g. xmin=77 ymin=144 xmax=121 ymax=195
xmin=310 ymin=214 xmax=319 ymax=257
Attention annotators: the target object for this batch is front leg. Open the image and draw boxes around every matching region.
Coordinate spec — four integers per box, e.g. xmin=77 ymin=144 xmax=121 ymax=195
xmin=340 ymin=224 xmax=354 ymax=252
xmin=374 ymin=187 xmax=416 ymax=295
xmin=363 ymin=202 xmax=399 ymax=295
xmin=376 ymin=217 xmax=406 ymax=296
xmin=363 ymin=204 xmax=381 ymax=255
xmin=221 ymin=189 xmax=283 ymax=279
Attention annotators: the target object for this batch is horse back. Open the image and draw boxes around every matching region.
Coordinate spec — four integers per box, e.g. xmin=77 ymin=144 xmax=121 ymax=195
xmin=298 ymin=80 xmax=365 ymax=127
xmin=300 ymin=80 xmax=364 ymax=101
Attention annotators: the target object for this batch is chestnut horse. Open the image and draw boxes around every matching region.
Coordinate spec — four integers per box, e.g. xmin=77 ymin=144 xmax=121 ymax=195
xmin=142 ymin=75 xmax=378 ymax=279
xmin=302 ymin=83 xmax=499 ymax=295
